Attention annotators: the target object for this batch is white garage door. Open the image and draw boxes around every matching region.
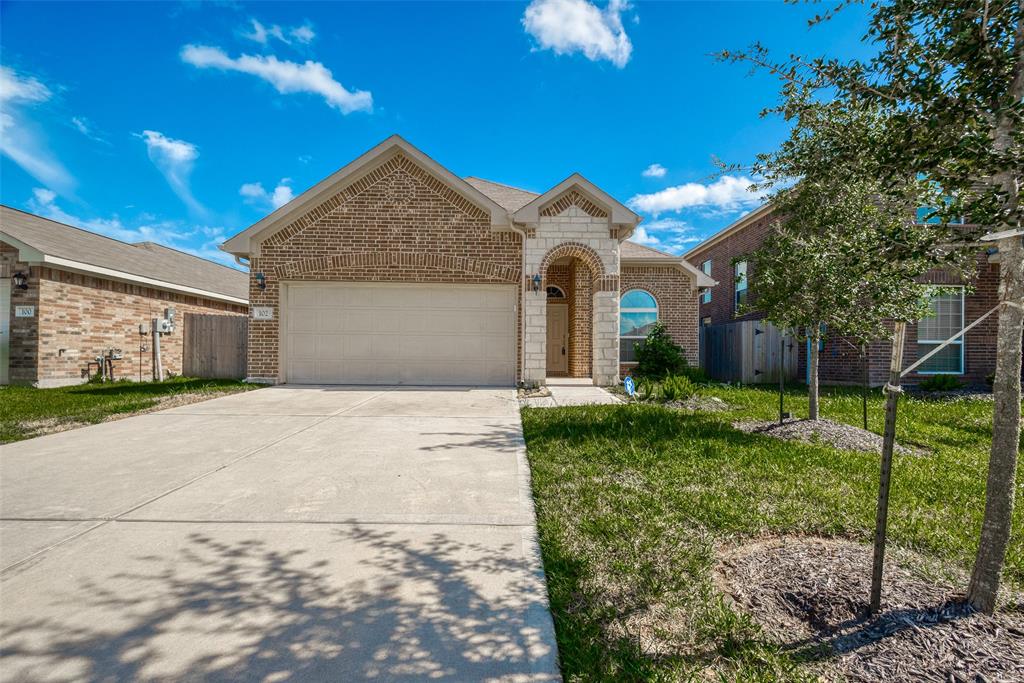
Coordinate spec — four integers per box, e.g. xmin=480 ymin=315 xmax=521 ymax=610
xmin=284 ymin=282 xmax=516 ymax=386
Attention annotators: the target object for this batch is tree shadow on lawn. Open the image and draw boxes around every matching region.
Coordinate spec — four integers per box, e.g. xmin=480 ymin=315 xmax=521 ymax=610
xmin=0 ymin=526 xmax=557 ymax=681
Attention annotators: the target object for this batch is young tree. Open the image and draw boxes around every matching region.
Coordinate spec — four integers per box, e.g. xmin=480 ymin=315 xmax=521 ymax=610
xmin=721 ymin=0 xmax=1024 ymax=613
xmin=740 ymin=104 xmax=951 ymax=421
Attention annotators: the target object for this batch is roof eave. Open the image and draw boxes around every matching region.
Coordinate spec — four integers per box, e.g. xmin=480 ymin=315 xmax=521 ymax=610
xmin=1 ymin=233 xmax=247 ymax=304
xmin=621 ymin=255 xmax=717 ymax=288
xmin=513 ymin=173 xmax=641 ymax=227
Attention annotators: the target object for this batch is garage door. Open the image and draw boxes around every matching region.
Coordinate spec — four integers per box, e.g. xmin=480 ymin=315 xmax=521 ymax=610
xmin=284 ymin=283 xmax=516 ymax=385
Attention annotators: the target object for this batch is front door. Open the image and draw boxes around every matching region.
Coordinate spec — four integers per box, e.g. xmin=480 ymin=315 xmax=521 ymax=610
xmin=0 ymin=279 xmax=9 ymax=384
xmin=546 ymin=304 xmax=568 ymax=374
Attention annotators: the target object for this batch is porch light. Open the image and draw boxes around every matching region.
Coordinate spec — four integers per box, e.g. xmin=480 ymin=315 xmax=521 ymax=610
xmin=12 ymin=271 xmax=28 ymax=290
xmin=531 ymin=274 xmax=541 ymax=292
xmin=254 ymin=272 xmax=266 ymax=290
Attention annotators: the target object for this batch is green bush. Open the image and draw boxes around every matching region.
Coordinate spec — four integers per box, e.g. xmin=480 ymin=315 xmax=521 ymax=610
xmin=636 ymin=378 xmax=656 ymax=401
xmin=919 ymin=374 xmax=963 ymax=392
xmin=660 ymin=375 xmax=698 ymax=402
xmin=635 ymin=322 xmax=689 ymax=378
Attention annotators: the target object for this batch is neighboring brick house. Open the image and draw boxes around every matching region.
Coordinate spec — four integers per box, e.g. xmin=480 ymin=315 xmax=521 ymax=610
xmin=1 ymin=206 xmax=249 ymax=387
xmin=220 ymin=135 xmax=713 ymax=387
xmin=684 ymin=204 xmax=1001 ymax=386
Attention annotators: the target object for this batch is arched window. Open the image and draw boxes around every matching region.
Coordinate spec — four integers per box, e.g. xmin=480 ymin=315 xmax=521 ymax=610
xmin=546 ymin=285 xmax=566 ymax=299
xmin=620 ymin=289 xmax=657 ymax=364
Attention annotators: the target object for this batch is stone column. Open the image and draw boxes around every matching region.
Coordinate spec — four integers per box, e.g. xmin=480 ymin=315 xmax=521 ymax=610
xmin=592 ymin=288 xmax=619 ymax=386
xmin=522 ymin=286 xmax=547 ymax=386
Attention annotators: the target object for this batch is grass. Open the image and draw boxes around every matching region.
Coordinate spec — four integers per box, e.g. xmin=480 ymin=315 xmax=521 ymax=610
xmin=521 ymin=385 xmax=1022 ymax=681
xmin=0 ymin=377 xmax=259 ymax=443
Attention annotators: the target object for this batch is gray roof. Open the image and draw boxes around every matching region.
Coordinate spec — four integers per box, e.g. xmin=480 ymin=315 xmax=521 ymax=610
xmin=463 ymin=177 xmax=539 ymax=212
xmin=0 ymin=205 xmax=248 ymax=301
xmin=621 ymin=240 xmax=677 ymax=259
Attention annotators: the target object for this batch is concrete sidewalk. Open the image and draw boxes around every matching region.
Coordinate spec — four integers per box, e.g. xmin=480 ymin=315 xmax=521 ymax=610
xmin=0 ymin=386 xmax=560 ymax=682
xmin=520 ymin=378 xmax=622 ymax=408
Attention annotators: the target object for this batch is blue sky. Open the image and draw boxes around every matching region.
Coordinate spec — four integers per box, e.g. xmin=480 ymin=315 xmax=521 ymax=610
xmin=1 ymin=1 xmax=872 ymax=267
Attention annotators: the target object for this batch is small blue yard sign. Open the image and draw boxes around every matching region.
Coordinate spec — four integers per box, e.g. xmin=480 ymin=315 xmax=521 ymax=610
xmin=623 ymin=376 xmax=636 ymax=398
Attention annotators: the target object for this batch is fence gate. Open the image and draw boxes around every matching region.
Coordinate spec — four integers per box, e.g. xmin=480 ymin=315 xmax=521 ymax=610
xmin=701 ymin=319 xmax=799 ymax=384
xmin=183 ymin=313 xmax=247 ymax=379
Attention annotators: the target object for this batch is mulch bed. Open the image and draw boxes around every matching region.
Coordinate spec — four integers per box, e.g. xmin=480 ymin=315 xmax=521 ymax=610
xmin=715 ymin=537 xmax=1024 ymax=682
xmin=733 ymin=417 xmax=925 ymax=456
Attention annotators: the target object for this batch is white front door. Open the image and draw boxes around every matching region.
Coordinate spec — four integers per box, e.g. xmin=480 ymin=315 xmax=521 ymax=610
xmin=283 ymin=282 xmax=517 ymax=386
xmin=546 ymin=304 xmax=568 ymax=374
xmin=0 ymin=279 xmax=9 ymax=384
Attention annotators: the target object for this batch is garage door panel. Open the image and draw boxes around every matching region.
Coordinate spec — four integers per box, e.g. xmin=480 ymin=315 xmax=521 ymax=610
xmin=285 ymin=284 xmax=515 ymax=385
xmin=288 ymin=310 xmax=318 ymax=333
xmin=290 ymin=287 xmax=318 ymax=307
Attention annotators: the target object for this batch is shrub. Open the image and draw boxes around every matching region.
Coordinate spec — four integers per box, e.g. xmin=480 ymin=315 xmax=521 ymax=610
xmin=677 ymin=365 xmax=710 ymax=385
xmin=636 ymin=378 xmax=656 ymax=401
xmin=660 ymin=375 xmax=697 ymax=402
xmin=919 ymin=374 xmax=963 ymax=392
xmin=635 ymin=322 xmax=689 ymax=379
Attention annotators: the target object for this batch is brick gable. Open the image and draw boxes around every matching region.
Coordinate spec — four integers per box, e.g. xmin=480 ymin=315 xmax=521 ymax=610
xmin=247 ymin=154 xmax=522 ymax=382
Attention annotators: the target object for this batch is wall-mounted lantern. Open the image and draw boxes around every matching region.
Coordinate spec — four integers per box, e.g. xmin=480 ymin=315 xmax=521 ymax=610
xmin=12 ymin=271 xmax=28 ymax=290
xmin=254 ymin=272 xmax=266 ymax=290
xmin=531 ymin=274 xmax=541 ymax=292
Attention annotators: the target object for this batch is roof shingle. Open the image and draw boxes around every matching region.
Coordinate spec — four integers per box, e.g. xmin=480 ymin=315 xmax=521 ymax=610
xmin=0 ymin=205 xmax=248 ymax=301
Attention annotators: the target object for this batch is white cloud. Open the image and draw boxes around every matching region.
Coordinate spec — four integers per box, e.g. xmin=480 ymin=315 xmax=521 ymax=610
xmin=522 ymin=0 xmax=633 ymax=68
xmin=0 ymin=66 xmax=76 ymax=194
xmin=27 ymin=189 xmax=240 ymax=268
xmin=641 ymin=163 xmax=666 ymax=178
xmin=242 ymin=18 xmax=316 ymax=46
xmin=629 ymin=218 xmax=700 ymax=254
xmin=628 ymin=175 xmax=761 ymax=215
xmin=290 ymin=24 xmax=316 ymax=44
xmin=70 ymin=116 xmax=109 ymax=144
xmin=136 ymin=130 xmax=206 ymax=215
xmin=0 ymin=65 xmax=51 ymax=103
xmin=181 ymin=45 xmax=372 ymax=114
xmin=240 ymin=178 xmax=294 ymax=209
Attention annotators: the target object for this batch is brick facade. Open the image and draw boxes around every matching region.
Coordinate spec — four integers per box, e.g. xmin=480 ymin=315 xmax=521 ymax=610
xmin=236 ymin=145 xmax=703 ymax=388
xmin=246 ymin=152 xmax=522 ymax=383
xmin=619 ymin=265 xmax=700 ymax=377
xmin=1 ymin=241 xmax=247 ymax=386
xmin=687 ymin=210 xmax=1001 ymax=387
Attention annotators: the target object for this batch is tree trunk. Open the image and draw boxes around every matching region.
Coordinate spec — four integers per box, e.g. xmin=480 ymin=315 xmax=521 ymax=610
xmin=968 ymin=236 xmax=1024 ymax=613
xmin=968 ymin=14 xmax=1024 ymax=613
xmin=808 ymin=324 xmax=820 ymax=420
xmin=870 ymin=321 xmax=906 ymax=614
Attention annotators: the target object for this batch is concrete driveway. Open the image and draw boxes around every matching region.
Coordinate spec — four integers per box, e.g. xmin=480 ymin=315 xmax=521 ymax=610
xmin=0 ymin=386 xmax=560 ymax=682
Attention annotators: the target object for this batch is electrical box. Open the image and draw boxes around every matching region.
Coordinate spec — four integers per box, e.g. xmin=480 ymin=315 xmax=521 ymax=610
xmin=156 ymin=307 xmax=176 ymax=334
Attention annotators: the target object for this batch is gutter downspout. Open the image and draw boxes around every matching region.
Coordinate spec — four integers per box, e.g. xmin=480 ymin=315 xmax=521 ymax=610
xmin=509 ymin=222 xmax=528 ymax=387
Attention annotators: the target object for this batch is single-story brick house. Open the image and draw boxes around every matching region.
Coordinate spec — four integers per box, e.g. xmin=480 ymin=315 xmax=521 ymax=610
xmin=684 ymin=204 xmax=1002 ymax=386
xmin=1 ymin=206 xmax=249 ymax=387
xmin=220 ymin=135 xmax=714 ymax=387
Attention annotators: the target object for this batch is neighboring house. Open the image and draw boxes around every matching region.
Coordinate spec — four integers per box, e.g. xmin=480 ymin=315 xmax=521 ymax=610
xmin=1 ymin=206 xmax=249 ymax=387
xmin=220 ymin=135 xmax=714 ymax=387
xmin=684 ymin=204 xmax=1001 ymax=387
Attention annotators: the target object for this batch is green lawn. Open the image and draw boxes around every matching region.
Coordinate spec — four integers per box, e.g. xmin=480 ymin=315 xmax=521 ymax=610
xmin=521 ymin=385 xmax=1022 ymax=681
xmin=0 ymin=377 xmax=259 ymax=443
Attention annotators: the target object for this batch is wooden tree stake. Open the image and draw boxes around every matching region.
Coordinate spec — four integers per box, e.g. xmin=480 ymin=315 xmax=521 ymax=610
xmin=870 ymin=321 xmax=906 ymax=614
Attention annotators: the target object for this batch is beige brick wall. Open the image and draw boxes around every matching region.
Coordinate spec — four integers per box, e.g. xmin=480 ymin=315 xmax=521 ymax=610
xmin=1 ymin=240 xmax=247 ymax=387
xmin=246 ymin=152 xmax=522 ymax=382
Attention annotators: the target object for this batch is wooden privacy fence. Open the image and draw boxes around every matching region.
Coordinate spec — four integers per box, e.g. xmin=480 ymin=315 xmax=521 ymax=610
xmin=701 ymin=319 xmax=800 ymax=384
xmin=183 ymin=313 xmax=247 ymax=379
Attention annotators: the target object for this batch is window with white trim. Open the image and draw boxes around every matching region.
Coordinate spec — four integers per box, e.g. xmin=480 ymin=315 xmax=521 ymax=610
xmin=701 ymin=260 xmax=711 ymax=304
xmin=917 ymin=286 xmax=964 ymax=374
xmin=620 ymin=289 xmax=657 ymax=364
xmin=734 ymin=261 xmax=748 ymax=313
